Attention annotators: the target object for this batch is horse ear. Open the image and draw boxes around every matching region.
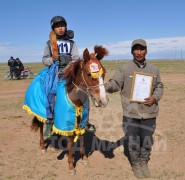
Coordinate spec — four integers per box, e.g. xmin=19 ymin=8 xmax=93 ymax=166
xmin=83 ymin=48 xmax=90 ymax=62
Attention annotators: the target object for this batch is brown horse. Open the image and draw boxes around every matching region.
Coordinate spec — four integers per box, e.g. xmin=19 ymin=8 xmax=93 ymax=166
xmin=31 ymin=45 xmax=109 ymax=175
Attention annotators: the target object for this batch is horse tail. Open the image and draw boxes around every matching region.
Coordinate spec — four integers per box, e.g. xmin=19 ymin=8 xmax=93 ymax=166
xmin=31 ymin=116 xmax=43 ymax=132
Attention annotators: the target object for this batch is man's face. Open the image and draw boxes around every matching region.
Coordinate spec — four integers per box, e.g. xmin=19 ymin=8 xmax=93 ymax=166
xmin=132 ymin=44 xmax=147 ymax=62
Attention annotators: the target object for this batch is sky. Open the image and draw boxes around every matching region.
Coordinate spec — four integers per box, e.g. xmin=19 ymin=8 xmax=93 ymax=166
xmin=1 ymin=0 xmax=185 ymax=63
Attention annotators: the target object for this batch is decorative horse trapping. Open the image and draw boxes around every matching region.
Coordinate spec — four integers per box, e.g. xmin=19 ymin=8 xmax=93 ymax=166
xmin=23 ymin=68 xmax=48 ymax=123
xmin=88 ymin=60 xmax=103 ymax=79
xmin=52 ymin=80 xmax=89 ymax=141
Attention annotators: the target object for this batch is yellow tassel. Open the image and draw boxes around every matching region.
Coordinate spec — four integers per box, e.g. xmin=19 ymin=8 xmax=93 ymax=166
xmin=22 ymin=105 xmax=46 ymax=123
xmin=52 ymin=125 xmax=74 ymax=136
xmin=74 ymin=128 xmax=85 ymax=142
xmin=74 ymin=136 xmax=78 ymax=142
xmin=76 ymin=106 xmax=82 ymax=116
xmin=53 ymin=125 xmax=85 ymax=142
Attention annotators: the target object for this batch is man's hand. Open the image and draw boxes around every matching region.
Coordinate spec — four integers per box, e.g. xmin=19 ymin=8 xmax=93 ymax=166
xmin=143 ymin=96 xmax=156 ymax=106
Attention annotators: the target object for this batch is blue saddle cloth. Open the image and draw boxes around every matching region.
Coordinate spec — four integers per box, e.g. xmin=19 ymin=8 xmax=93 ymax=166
xmin=23 ymin=68 xmax=48 ymax=122
xmin=23 ymin=62 xmax=59 ymax=122
xmin=23 ymin=65 xmax=89 ymax=136
xmin=53 ymin=80 xmax=89 ymax=136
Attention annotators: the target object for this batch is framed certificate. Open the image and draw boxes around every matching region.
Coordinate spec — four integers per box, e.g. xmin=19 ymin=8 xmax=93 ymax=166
xmin=130 ymin=72 xmax=154 ymax=102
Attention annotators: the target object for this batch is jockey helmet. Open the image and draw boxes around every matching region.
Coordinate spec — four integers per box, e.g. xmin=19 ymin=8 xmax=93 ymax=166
xmin=50 ymin=16 xmax=67 ymax=29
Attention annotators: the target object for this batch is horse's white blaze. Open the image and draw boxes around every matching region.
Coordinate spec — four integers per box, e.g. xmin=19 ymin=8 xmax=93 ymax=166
xmin=99 ymin=77 xmax=108 ymax=105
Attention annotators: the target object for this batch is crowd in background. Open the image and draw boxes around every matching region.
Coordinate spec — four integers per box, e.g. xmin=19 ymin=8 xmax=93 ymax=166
xmin=8 ymin=56 xmax=24 ymax=79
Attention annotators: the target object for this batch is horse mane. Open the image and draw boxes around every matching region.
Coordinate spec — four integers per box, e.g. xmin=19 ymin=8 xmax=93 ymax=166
xmin=94 ymin=45 xmax=109 ymax=60
xmin=62 ymin=59 xmax=82 ymax=91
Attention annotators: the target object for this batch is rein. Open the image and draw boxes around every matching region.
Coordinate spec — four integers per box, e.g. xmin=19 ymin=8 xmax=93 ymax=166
xmin=72 ymin=80 xmax=106 ymax=107
xmin=72 ymin=80 xmax=107 ymax=94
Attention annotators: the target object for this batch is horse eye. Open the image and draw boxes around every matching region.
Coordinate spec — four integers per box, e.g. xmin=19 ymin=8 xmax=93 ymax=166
xmin=87 ymin=73 xmax=91 ymax=77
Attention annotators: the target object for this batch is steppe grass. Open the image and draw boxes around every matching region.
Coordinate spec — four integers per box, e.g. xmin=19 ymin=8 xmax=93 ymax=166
xmin=1 ymin=59 xmax=185 ymax=81
xmin=101 ymin=60 xmax=185 ymax=74
xmin=0 ymin=59 xmax=185 ymax=179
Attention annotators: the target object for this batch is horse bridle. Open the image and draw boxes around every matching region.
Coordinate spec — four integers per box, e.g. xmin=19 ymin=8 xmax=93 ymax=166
xmin=72 ymin=72 xmax=106 ymax=93
xmin=72 ymin=61 xmax=107 ymax=103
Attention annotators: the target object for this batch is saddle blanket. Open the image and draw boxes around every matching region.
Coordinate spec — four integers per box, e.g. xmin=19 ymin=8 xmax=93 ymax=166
xmin=53 ymin=80 xmax=89 ymax=136
xmin=23 ymin=68 xmax=48 ymax=123
xmin=23 ymin=68 xmax=89 ymax=136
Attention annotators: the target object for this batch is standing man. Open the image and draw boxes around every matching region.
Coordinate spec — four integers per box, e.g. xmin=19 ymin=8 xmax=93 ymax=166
xmin=15 ymin=58 xmax=24 ymax=77
xmin=8 ymin=56 xmax=17 ymax=80
xmin=106 ymin=39 xmax=163 ymax=179
xmin=16 ymin=58 xmax=24 ymax=71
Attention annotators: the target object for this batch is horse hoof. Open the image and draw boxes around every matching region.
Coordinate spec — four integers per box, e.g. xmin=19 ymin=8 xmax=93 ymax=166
xmin=49 ymin=147 xmax=60 ymax=152
xmin=41 ymin=149 xmax=46 ymax=153
xmin=68 ymin=169 xmax=76 ymax=175
xmin=81 ymin=159 xmax=89 ymax=167
xmin=41 ymin=149 xmax=46 ymax=154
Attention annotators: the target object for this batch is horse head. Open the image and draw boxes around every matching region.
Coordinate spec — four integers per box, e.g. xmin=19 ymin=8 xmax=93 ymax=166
xmin=82 ymin=45 xmax=109 ymax=107
xmin=62 ymin=45 xmax=109 ymax=107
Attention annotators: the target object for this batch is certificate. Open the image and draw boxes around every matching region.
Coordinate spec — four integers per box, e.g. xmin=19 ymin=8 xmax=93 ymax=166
xmin=130 ymin=72 xmax=154 ymax=102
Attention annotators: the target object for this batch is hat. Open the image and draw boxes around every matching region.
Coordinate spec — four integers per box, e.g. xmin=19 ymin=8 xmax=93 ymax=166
xmin=131 ymin=39 xmax=147 ymax=48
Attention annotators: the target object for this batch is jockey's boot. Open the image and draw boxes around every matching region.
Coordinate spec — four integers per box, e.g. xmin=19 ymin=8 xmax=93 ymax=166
xmin=44 ymin=119 xmax=53 ymax=139
xmin=85 ymin=123 xmax=96 ymax=133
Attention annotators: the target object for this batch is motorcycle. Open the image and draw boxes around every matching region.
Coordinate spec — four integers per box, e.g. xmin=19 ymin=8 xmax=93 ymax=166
xmin=4 ymin=68 xmax=33 ymax=80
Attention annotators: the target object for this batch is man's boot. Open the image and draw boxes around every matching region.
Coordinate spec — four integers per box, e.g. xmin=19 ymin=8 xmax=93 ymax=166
xmin=130 ymin=150 xmax=144 ymax=179
xmin=132 ymin=163 xmax=144 ymax=179
xmin=140 ymin=163 xmax=151 ymax=178
xmin=127 ymin=138 xmax=144 ymax=178
xmin=140 ymin=147 xmax=152 ymax=178
xmin=44 ymin=119 xmax=53 ymax=139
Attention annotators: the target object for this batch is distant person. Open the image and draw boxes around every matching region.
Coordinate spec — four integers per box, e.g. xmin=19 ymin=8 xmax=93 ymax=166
xmin=105 ymin=39 xmax=164 ymax=178
xmin=8 ymin=56 xmax=17 ymax=80
xmin=15 ymin=58 xmax=24 ymax=77
xmin=16 ymin=58 xmax=24 ymax=71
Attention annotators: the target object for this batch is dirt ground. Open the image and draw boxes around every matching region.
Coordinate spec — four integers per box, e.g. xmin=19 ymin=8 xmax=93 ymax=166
xmin=0 ymin=73 xmax=185 ymax=180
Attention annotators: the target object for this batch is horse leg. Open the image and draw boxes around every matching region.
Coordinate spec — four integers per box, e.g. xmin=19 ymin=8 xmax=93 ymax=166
xmin=31 ymin=117 xmax=46 ymax=153
xmin=67 ymin=136 xmax=75 ymax=175
xmin=39 ymin=123 xmax=46 ymax=153
xmin=79 ymin=135 xmax=89 ymax=166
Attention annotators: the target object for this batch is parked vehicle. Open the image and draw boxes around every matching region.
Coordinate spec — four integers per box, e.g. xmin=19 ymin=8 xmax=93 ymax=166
xmin=4 ymin=68 xmax=33 ymax=80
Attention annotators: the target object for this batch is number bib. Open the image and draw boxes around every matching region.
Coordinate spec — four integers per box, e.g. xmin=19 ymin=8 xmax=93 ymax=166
xmin=57 ymin=40 xmax=71 ymax=55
